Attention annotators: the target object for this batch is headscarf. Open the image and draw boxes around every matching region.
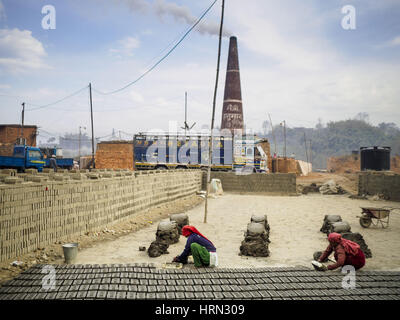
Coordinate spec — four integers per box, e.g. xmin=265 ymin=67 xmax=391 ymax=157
xmin=328 ymin=232 xmax=360 ymax=256
xmin=181 ymin=225 xmax=214 ymax=245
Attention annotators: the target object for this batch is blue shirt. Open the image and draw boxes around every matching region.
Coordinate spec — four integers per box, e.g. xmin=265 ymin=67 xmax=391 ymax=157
xmin=178 ymin=233 xmax=216 ymax=261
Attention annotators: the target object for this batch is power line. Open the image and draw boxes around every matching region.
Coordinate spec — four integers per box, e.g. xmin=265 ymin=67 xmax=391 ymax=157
xmin=25 ymin=85 xmax=89 ymax=111
xmin=93 ymin=0 xmax=219 ymax=96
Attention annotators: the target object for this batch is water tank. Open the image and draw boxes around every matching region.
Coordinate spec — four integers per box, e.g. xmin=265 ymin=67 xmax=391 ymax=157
xmin=360 ymin=146 xmax=390 ymax=171
xmin=56 ymin=148 xmax=63 ymax=158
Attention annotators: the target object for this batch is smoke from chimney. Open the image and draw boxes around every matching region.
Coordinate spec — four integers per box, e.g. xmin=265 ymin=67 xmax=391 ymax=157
xmin=117 ymin=0 xmax=232 ymax=37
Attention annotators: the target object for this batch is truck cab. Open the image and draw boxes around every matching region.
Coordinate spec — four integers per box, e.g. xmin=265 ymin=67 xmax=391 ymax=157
xmin=0 ymin=145 xmax=45 ymax=172
xmin=14 ymin=145 xmax=46 ymax=171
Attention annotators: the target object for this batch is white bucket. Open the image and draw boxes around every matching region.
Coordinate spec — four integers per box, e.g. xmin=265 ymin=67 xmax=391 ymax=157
xmin=209 ymin=251 xmax=218 ymax=267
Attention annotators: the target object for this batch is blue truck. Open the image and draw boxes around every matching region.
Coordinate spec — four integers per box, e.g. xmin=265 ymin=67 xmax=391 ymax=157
xmin=0 ymin=145 xmax=74 ymax=172
xmin=133 ymin=133 xmax=269 ymax=172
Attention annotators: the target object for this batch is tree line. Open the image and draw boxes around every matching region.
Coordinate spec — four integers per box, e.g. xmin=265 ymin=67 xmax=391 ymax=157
xmin=257 ymin=117 xmax=400 ymax=170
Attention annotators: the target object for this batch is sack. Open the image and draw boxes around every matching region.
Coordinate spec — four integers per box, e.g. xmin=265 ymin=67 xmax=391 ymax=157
xmin=209 ymin=251 xmax=218 ymax=267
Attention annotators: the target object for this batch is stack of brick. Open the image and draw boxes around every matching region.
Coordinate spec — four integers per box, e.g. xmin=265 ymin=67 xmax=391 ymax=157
xmin=95 ymin=141 xmax=134 ymax=170
xmin=272 ymin=157 xmax=298 ymax=174
xmin=0 ymin=169 xmax=202 ymax=262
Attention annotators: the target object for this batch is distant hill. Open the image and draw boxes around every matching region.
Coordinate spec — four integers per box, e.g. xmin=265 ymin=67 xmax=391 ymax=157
xmin=257 ymin=119 xmax=400 ymax=169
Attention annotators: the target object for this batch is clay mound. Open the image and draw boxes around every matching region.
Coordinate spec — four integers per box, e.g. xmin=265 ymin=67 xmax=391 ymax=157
xmin=329 ymin=221 xmax=351 ymax=234
xmin=147 ymin=240 xmax=169 ymax=258
xmin=313 ymin=251 xmax=329 ymax=262
xmin=170 ymin=213 xmax=189 ymax=235
xmin=156 ymin=221 xmax=180 ymax=245
xmin=300 ymin=183 xmax=320 ymax=194
xmin=320 ymin=215 xmax=342 ymax=234
xmin=251 ymin=215 xmax=270 ymax=234
xmin=342 ymin=232 xmax=372 ymax=258
xmin=240 ymin=221 xmax=270 ymax=257
xmin=148 ymin=221 xmax=180 ymax=258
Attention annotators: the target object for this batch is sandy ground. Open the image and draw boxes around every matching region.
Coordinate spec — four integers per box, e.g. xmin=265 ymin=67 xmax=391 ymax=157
xmin=75 ymin=193 xmax=400 ymax=271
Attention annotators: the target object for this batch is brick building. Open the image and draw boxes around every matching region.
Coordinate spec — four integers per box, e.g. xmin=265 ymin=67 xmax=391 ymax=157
xmin=95 ymin=140 xmax=134 ymax=170
xmin=0 ymin=124 xmax=37 ymax=146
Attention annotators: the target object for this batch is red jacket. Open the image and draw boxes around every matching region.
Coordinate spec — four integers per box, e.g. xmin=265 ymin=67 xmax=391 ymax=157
xmin=319 ymin=244 xmax=365 ymax=270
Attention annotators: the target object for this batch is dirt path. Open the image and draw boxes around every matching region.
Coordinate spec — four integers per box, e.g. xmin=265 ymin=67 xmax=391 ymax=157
xmin=75 ymin=193 xmax=400 ymax=271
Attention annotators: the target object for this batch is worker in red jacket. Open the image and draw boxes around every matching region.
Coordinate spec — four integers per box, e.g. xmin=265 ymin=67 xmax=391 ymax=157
xmin=318 ymin=232 xmax=366 ymax=271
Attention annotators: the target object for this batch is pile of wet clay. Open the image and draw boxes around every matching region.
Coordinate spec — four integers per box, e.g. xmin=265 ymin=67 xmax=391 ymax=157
xmin=314 ymin=231 xmax=372 ymax=260
xmin=169 ymin=213 xmax=189 ymax=235
xmin=318 ymin=215 xmax=372 ymax=259
xmin=239 ymin=215 xmax=270 ymax=257
xmin=342 ymin=232 xmax=372 ymax=258
xmin=299 ymin=183 xmax=320 ymax=194
xmin=147 ymin=221 xmax=180 ymax=258
xmin=320 ymin=215 xmax=351 ymax=234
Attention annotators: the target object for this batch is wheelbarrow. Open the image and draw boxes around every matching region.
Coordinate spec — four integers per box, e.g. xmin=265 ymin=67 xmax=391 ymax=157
xmin=358 ymin=207 xmax=395 ymax=229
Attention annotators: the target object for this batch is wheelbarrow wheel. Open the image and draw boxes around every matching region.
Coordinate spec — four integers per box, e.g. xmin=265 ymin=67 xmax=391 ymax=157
xmin=359 ymin=216 xmax=372 ymax=228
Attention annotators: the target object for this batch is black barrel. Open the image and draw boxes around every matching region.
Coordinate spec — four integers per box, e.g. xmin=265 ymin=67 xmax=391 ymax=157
xmin=360 ymin=146 xmax=391 ymax=171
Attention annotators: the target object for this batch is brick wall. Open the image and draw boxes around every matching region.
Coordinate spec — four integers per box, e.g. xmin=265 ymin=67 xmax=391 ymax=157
xmin=0 ymin=125 xmax=37 ymax=146
xmin=0 ymin=169 xmax=202 ymax=262
xmin=95 ymin=141 xmax=133 ymax=170
xmin=0 ymin=143 xmax=15 ymax=157
xmin=358 ymin=171 xmax=400 ymax=201
xmin=202 ymin=171 xmax=296 ymax=193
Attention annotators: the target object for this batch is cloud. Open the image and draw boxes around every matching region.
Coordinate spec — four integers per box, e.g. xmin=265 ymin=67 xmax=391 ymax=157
xmin=388 ymin=36 xmax=400 ymax=47
xmin=0 ymin=28 xmax=48 ymax=73
xmin=0 ymin=83 xmax=10 ymax=89
xmin=109 ymin=36 xmax=140 ymax=57
xmin=129 ymin=90 xmax=144 ymax=103
xmin=115 ymin=0 xmax=149 ymax=13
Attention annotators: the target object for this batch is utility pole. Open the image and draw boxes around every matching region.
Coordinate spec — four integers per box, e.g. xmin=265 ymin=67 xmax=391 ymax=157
xmin=309 ymin=139 xmax=312 ymax=174
xmin=89 ymin=83 xmax=95 ymax=169
xmin=78 ymin=126 xmax=86 ymax=166
xmin=268 ymin=113 xmax=276 ymax=156
xmin=204 ymin=0 xmax=225 ymax=224
xmin=280 ymin=120 xmax=286 ymax=158
xmin=181 ymin=91 xmax=195 ymax=138
xmin=184 ymin=92 xmax=187 ymax=137
xmin=268 ymin=113 xmax=278 ymax=173
xmin=304 ymin=131 xmax=309 ymax=168
xmin=21 ymin=102 xmax=25 ymax=141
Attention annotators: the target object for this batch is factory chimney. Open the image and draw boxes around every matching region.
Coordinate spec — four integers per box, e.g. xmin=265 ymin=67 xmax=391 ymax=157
xmin=221 ymin=36 xmax=244 ymax=133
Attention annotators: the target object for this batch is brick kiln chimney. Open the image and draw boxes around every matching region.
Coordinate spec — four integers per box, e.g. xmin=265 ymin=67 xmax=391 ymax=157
xmin=221 ymin=36 xmax=244 ymax=133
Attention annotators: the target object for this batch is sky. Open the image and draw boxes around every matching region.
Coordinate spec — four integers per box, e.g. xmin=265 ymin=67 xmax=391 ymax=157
xmin=0 ymin=0 xmax=399 ymax=143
